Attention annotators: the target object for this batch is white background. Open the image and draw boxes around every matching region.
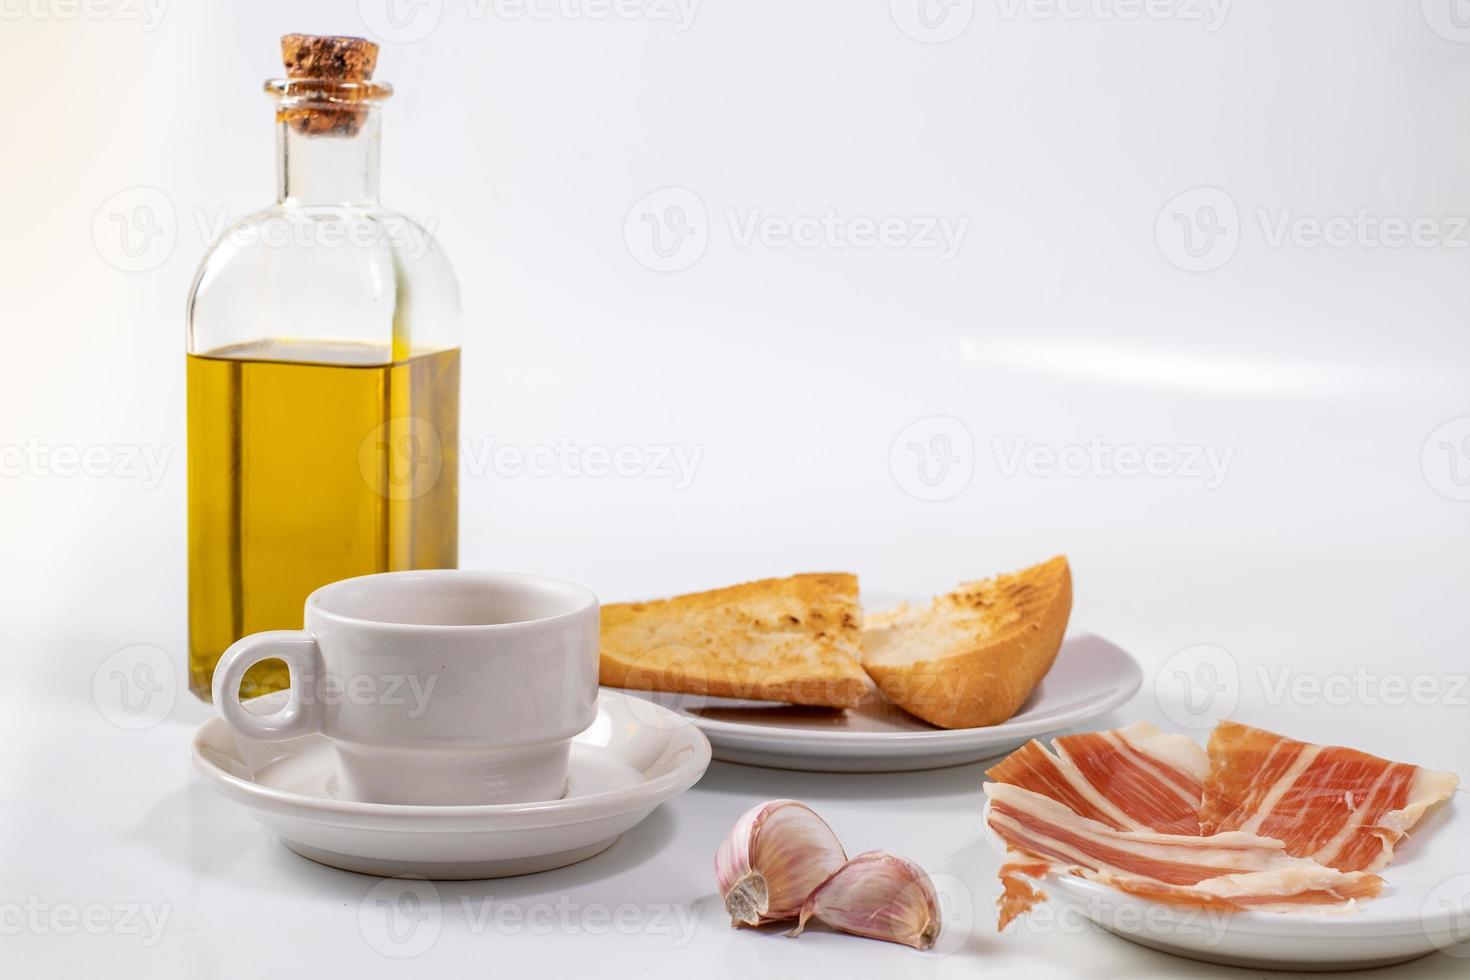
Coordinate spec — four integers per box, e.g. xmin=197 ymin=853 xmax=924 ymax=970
xmin=3 ymin=1 xmax=1469 ymax=977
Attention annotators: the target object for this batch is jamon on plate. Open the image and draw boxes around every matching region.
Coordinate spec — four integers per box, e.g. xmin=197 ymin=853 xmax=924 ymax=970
xmin=987 ymin=782 xmax=1384 ymax=930
xmin=984 ymin=721 xmax=1458 ymax=929
xmin=987 ymin=721 xmax=1206 ymax=834
xmin=1201 ymin=721 xmax=1460 ymax=873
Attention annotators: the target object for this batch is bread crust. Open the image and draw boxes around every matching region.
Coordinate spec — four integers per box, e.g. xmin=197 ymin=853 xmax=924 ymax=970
xmin=861 ymin=557 xmax=1072 ymax=729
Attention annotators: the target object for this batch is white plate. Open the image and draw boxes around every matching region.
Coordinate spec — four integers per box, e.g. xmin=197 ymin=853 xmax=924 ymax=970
xmin=191 ymin=689 xmax=711 ymax=879
xmin=981 ymin=791 xmax=1470 ymax=970
xmin=616 ymin=633 xmax=1142 ymax=772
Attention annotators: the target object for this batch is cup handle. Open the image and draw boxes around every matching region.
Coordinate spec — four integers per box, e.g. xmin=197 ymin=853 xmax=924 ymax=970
xmin=211 ymin=630 xmax=323 ymax=740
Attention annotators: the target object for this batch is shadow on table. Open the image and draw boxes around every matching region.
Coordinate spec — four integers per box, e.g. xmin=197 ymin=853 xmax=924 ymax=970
xmin=694 ymin=757 xmax=994 ymax=801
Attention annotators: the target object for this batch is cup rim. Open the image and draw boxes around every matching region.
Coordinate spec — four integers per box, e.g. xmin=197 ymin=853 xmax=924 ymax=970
xmin=305 ymin=569 xmax=599 ymax=631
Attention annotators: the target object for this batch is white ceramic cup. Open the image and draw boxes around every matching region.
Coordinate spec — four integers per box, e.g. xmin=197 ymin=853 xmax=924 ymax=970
xmin=211 ymin=570 xmax=600 ymax=806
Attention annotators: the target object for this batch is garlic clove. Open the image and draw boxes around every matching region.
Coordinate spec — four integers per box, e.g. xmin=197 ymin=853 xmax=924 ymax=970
xmin=715 ymin=799 xmax=848 ymax=926
xmin=788 ymin=850 xmax=942 ymax=950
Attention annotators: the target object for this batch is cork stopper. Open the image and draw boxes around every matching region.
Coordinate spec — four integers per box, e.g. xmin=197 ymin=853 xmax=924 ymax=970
xmin=273 ymin=35 xmax=386 ymax=138
xmin=281 ymin=34 xmax=378 ymax=83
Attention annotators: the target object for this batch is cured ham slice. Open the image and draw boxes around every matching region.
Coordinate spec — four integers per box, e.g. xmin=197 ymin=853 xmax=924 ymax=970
xmin=987 ymin=722 xmax=1207 ymax=835
xmin=986 ymin=782 xmax=1384 ymax=929
xmin=983 ymin=721 xmax=1460 ymax=929
xmin=996 ymin=861 xmax=1049 ymax=932
xmin=1201 ymin=721 xmax=1459 ymax=873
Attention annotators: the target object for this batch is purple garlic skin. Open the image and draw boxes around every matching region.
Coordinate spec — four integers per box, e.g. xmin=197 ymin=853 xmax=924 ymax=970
xmin=715 ymin=800 xmax=848 ymax=926
xmin=788 ymin=850 xmax=942 ymax=950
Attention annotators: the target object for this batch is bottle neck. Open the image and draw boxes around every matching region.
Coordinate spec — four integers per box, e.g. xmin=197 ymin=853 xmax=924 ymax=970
xmin=276 ymin=108 xmax=381 ymax=207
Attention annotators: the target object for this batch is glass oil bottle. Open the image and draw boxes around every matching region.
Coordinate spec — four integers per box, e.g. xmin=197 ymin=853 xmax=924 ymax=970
xmin=186 ymin=35 xmax=461 ymax=699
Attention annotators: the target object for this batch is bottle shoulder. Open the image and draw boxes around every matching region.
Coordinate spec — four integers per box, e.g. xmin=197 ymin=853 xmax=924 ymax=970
xmin=188 ymin=202 xmax=460 ymax=358
xmin=192 ymin=204 xmax=456 ymax=272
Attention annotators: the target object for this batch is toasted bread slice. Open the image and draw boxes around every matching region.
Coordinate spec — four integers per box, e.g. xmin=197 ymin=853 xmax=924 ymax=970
xmin=860 ymin=556 xmax=1071 ymax=729
xmin=600 ymin=573 xmax=871 ymax=709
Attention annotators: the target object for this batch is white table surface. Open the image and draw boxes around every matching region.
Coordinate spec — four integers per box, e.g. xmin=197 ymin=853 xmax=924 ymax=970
xmin=5 ymin=546 xmax=1468 ymax=978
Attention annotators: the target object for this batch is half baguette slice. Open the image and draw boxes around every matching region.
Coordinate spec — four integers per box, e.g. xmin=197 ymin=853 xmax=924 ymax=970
xmin=860 ymin=556 xmax=1071 ymax=729
xmin=600 ymin=573 xmax=871 ymax=709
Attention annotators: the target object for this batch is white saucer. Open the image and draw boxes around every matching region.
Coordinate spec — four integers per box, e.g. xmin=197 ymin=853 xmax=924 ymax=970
xmin=981 ymin=792 xmax=1470 ymax=970
xmin=617 ymin=634 xmax=1142 ymax=772
xmin=191 ymin=689 xmax=712 ymax=879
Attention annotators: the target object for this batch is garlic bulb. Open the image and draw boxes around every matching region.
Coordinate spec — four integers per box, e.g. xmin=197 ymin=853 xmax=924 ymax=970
xmin=788 ymin=851 xmax=941 ymax=950
xmin=715 ymin=800 xmax=848 ymax=926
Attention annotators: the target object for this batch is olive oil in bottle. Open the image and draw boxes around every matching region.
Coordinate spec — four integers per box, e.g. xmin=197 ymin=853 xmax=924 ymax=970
xmin=186 ymin=36 xmax=462 ymax=699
